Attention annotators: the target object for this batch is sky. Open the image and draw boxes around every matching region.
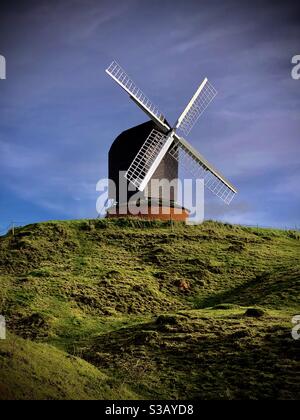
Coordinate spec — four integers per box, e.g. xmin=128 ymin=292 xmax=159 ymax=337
xmin=0 ymin=0 xmax=299 ymax=231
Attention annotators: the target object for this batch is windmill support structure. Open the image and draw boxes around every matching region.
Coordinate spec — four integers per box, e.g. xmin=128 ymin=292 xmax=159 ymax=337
xmin=106 ymin=199 xmax=190 ymax=222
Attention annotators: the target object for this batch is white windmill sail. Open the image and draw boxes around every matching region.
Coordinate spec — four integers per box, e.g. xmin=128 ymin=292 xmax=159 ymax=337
xmin=106 ymin=61 xmax=170 ymax=133
xmin=175 ymin=78 xmax=217 ymax=135
xmin=125 ymin=129 xmax=174 ymax=191
xmin=124 ymin=80 xmax=220 ymax=196
xmin=106 ymin=60 xmax=237 ymax=205
xmin=170 ymin=134 xmax=237 ymax=204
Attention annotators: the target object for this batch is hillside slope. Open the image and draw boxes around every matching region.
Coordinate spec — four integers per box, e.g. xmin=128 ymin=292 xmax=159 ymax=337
xmin=0 ymin=333 xmax=138 ymax=400
xmin=0 ymin=219 xmax=299 ymax=399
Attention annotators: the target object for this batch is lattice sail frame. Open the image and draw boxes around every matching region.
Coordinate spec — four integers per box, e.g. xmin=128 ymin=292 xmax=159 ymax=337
xmin=106 ymin=60 xmax=237 ymax=205
xmin=125 ymin=129 xmax=172 ymax=192
xmin=106 ymin=61 xmax=170 ymax=133
xmin=176 ymin=79 xmax=217 ymax=136
xmin=169 ymin=137 xmax=236 ymax=204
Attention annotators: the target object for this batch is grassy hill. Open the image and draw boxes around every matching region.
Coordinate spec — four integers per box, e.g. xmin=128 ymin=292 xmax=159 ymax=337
xmin=0 ymin=218 xmax=299 ymax=399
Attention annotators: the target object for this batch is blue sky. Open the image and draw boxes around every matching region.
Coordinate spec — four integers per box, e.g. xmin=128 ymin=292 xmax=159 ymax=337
xmin=0 ymin=0 xmax=299 ymax=230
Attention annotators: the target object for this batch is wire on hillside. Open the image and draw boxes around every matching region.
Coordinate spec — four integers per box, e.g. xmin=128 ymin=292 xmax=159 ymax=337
xmin=0 ymin=220 xmax=31 ymax=236
xmin=0 ymin=220 xmax=299 ymax=236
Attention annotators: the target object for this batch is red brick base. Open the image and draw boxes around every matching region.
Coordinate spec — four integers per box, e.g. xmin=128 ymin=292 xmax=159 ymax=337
xmin=107 ymin=205 xmax=189 ymax=222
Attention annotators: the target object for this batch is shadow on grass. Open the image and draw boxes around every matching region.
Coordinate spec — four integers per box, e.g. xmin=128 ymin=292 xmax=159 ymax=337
xmin=82 ymin=315 xmax=299 ymax=400
xmin=194 ymin=267 xmax=300 ymax=309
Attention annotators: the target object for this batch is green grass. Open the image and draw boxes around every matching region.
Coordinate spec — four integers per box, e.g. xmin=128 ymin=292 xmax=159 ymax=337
xmin=0 ymin=218 xmax=299 ymax=399
xmin=0 ymin=333 xmax=138 ymax=400
xmin=83 ymin=309 xmax=299 ymax=400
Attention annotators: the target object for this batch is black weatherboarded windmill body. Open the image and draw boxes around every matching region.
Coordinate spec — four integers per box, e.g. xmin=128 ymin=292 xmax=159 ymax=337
xmin=105 ymin=61 xmax=237 ymax=221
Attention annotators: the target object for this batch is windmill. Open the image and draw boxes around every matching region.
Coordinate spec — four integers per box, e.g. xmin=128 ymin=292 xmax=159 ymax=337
xmin=105 ymin=61 xmax=237 ymax=221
